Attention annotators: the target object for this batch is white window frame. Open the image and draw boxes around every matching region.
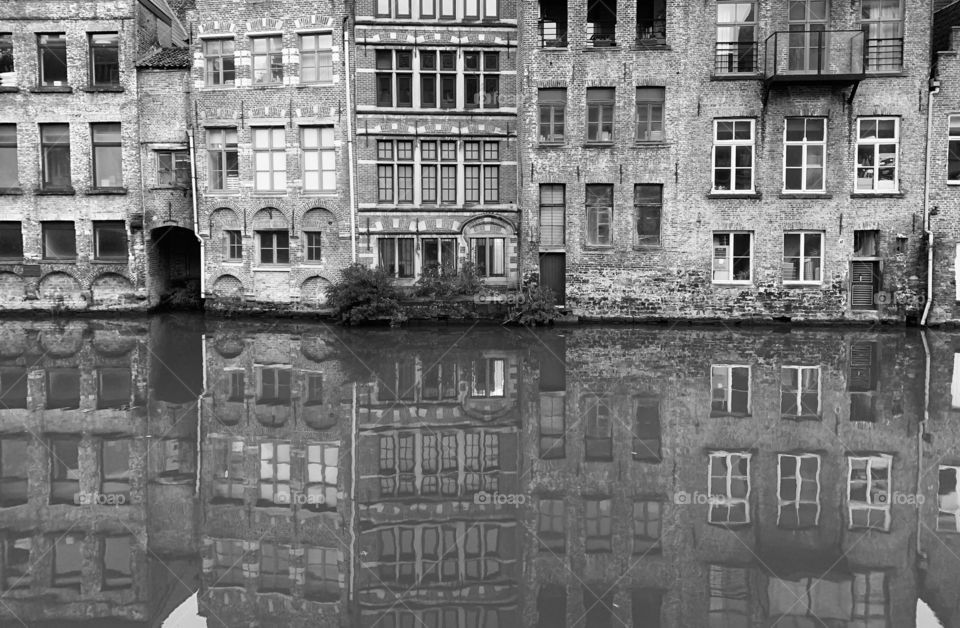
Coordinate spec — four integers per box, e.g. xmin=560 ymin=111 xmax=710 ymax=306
xmin=777 ymin=453 xmax=821 ymax=529
xmin=708 ymin=451 xmax=751 ymax=525
xmin=712 ymin=119 xmax=755 ymax=193
xmin=855 ymin=117 xmax=899 ymax=193
xmin=938 ymin=465 xmax=960 ymax=532
xmin=252 ymin=127 xmax=286 ymax=192
xmin=301 ymin=126 xmax=336 ymax=193
xmin=710 ymin=365 xmax=751 ymax=417
xmin=298 ymin=32 xmax=334 ymax=84
xmin=952 ymin=353 xmax=960 ymax=409
xmin=783 ymin=117 xmax=826 ymax=193
xmin=782 ymin=231 xmax=823 ymax=285
xmin=780 ymin=365 xmax=821 ymax=419
xmin=948 ymin=114 xmax=960 ymax=184
xmin=712 ymin=232 xmax=753 ymax=284
xmin=846 ymin=454 xmax=892 ymax=531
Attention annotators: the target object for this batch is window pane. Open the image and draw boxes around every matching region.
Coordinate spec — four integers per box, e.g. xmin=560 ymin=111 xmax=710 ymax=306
xmin=43 ymin=222 xmax=76 ymax=259
xmin=95 ymin=221 xmax=127 ymax=260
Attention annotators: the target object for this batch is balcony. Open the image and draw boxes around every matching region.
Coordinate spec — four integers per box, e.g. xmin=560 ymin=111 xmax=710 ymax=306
xmin=764 ymin=30 xmax=865 ymax=84
xmin=715 ymin=41 xmax=759 ymax=75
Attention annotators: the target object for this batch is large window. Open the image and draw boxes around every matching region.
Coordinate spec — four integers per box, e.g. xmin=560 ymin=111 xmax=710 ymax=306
xmin=377 ymin=139 xmax=413 ymax=203
xmin=587 ymin=0 xmax=617 ymax=46
xmin=377 ymin=138 xmax=501 ymax=206
xmin=300 ymin=33 xmax=333 ymax=83
xmin=0 ymin=125 xmax=17 ymax=188
xmin=421 ymin=237 xmax=457 ymax=273
xmin=783 ymin=232 xmax=822 ymax=283
xmin=38 ymin=34 xmax=67 ymax=86
xmin=302 ymin=126 xmax=336 ymax=193
xmin=464 ymin=51 xmax=498 ymax=109
xmin=93 ymin=221 xmax=127 ymax=261
xmin=847 ymin=454 xmax=891 ymax=531
xmin=251 ymin=36 xmax=283 ymax=85
xmin=583 ymin=395 xmax=613 ymax=461
xmin=376 ymin=50 xmax=413 ymax=107
xmin=88 ymin=33 xmax=119 ymax=87
xmin=252 ymin=127 xmax=286 ymax=191
xmin=539 ymin=0 xmax=568 ymax=47
xmin=156 ymin=150 xmax=190 ymax=187
xmin=633 ymin=396 xmax=661 ymax=461
xmin=950 ymin=115 xmax=960 ymax=182
xmin=418 ymin=50 xmax=457 ymax=108
xmin=780 ymin=366 xmax=820 ymax=419
xmin=861 ymin=0 xmax=903 ymax=72
xmin=636 ymin=87 xmax=665 ymax=142
xmin=539 ymin=394 xmax=565 ymax=459
xmin=778 ymin=453 xmax=820 ymax=529
xmin=585 ymin=184 xmax=612 ymax=246
xmin=465 ymin=141 xmax=499 ymax=203
xmin=211 ymin=438 xmax=245 ymax=503
xmin=260 ymin=542 xmax=291 ymax=591
xmin=713 ymin=119 xmax=754 ymax=192
xmin=539 ymin=184 xmax=565 ymax=246
xmin=938 ymin=465 xmax=960 ymax=532
xmin=257 ymin=369 xmax=291 ymax=405
xmin=0 ymin=34 xmax=13 ymax=86
xmin=585 ymin=498 xmax=612 ymax=552
xmin=40 ymin=123 xmax=71 ymax=190
xmin=305 ymin=548 xmax=339 ymax=601
xmin=305 ymin=444 xmax=339 ymax=510
xmin=632 ymin=500 xmax=662 ymax=553
xmin=379 ymin=237 xmax=415 ymax=278
xmin=0 ymin=223 xmax=22 ymax=260
xmin=204 ymin=38 xmax=235 ymax=86
xmin=91 ymin=123 xmax=122 ymax=188
xmin=634 ymin=184 xmax=662 ymax=247
xmin=783 ymin=118 xmax=825 ymax=192
xmin=207 ymin=128 xmax=239 ymax=191
xmin=539 ymin=89 xmax=566 ymax=144
xmin=711 ymin=365 xmax=751 ymax=417
xmin=708 ymin=451 xmax=751 ymax=525
xmin=586 ymin=88 xmax=615 ymax=144
xmin=856 ymin=117 xmax=898 ymax=192
xmin=224 ymin=230 xmax=242 ymax=260
xmin=471 ymin=237 xmax=505 ymax=278
xmin=712 ymin=232 xmax=752 ymax=283
xmin=537 ymin=498 xmax=565 ymax=552
xmin=715 ymin=1 xmax=757 ymax=74
xmin=257 ymin=230 xmax=289 ymax=264
xmin=49 ymin=437 xmax=80 ymax=504
xmin=637 ymin=0 xmax=667 ymax=43
xmin=42 ymin=221 xmax=76 ymax=260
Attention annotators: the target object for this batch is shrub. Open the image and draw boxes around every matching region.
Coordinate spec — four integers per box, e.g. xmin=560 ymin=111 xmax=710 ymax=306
xmin=326 ymin=264 xmax=406 ymax=325
xmin=413 ymin=262 xmax=483 ymax=299
xmin=504 ymin=284 xmax=557 ymax=326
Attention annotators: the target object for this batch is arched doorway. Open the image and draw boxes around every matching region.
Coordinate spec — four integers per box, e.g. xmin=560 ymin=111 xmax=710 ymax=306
xmin=149 ymin=226 xmax=201 ymax=309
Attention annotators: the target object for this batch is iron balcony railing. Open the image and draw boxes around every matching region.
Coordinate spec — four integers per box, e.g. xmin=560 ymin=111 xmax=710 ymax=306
xmin=865 ymin=37 xmax=904 ymax=72
xmin=764 ymin=30 xmax=865 ymax=81
xmin=715 ymin=41 xmax=759 ymax=74
xmin=538 ymin=19 xmax=568 ymax=48
xmin=636 ymin=17 xmax=666 ymax=44
xmin=587 ymin=21 xmax=617 ymax=47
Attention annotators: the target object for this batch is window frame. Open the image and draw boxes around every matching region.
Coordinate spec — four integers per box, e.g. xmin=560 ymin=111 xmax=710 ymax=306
xmin=0 ymin=124 xmax=17 ymax=188
xmin=846 ymin=454 xmax=892 ymax=531
xmin=40 ymin=123 xmax=72 ymax=191
xmin=938 ymin=464 xmax=960 ymax=532
xmin=715 ymin=1 xmax=758 ymax=74
xmin=299 ymin=32 xmax=333 ymax=84
xmin=88 ymin=32 xmax=120 ymax=88
xmin=257 ymin=230 xmax=290 ymax=265
xmin=0 ymin=222 xmax=23 ymax=261
xmin=304 ymin=230 xmax=323 ymax=263
xmin=860 ymin=0 xmax=904 ymax=73
xmin=375 ymin=49 xmax=413 ymax=108
xmin=855 ymin=116 xmax=899 ymax=193
xmin=586 ymin=87 xmax=615 ymax=144
xmin=635 ymin=87 xmax=665 ymax=143
xmin=584 ymin=498 xmax=613 ymax=552
xmin=710 ymin=364 xmax=752 ymax=417
xmin=251 ymin=35 xmax=284 ymax=86
xmin=780 ymin=365 xmax=822 ymax=420
xmin=777 ymin=453 xmax=821 ymax=529
xmin=207 ymin=128 xmax=239 ymax=192
xmin=0 ymin=33 xmax=13 ymax=86
xmin=585 ymin=183 xmax=613 ymax=247
xmin=156 ymin=149 xmax=190 ymax=188
xmin=93 ymin=220 xmax=128 ymax=262
xmin=712 ymin=231 xmax=753 ymax=284
xmin=471 ymin=236 xmax=505 ymax=278
xmin=224 ymin=230 xmax=242 ymax=261
xmin=783 ymin=117 xmax=826 ymax=193
xmin=252 ymin=127 xmax=287 ymax=192
xmin=91 ymin=123 xmax=123 ymax=189
xmin=708 ymin=451 xmax=751 ymax=526
xmin=42 ymin=221 xmax=77 ymax=261
xmin=463 ymin=50 xmax=499 ymax=110
xmin=539 ymin=88 xmax=566 ymax=144
xmin=712 ymin=119 xmax=755 ymax=193
xmin=949 ymin=114 xmax=960 ymax=184
xmin=632 ymin=500 xmax=662 ymax=554
xmin=301 ymin=126 xmax=336 ymax=193
xmin=37 ymin=33 xmax=68 ymax=87
xmin=634 ymin=183 xmax=662 ymax=247
xmin=539 ymin=184 xmax=565 ymax=247
xmin=378 ymin=236 xmax=416 ymax=278
xmin=203 ymin=37 xmax=236 ymax=87
xmin=782 ymin=231 xmax=824 ymax=285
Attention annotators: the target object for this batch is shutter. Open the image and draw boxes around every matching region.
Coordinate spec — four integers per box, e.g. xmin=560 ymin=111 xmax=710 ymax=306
xmin=849 ymin=343 xmax=876 ymax=392
xmin=850 ymin=261 xmax=877 ymax=310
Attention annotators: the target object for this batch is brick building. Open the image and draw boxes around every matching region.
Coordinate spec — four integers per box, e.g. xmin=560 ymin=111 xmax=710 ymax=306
xmin=0 ymin=0 xmax=188 ymax=311
xmin=187 ymin=0 xmax=353 ymax=310
xmin=519 ymin=0 xmax=932 ymax=322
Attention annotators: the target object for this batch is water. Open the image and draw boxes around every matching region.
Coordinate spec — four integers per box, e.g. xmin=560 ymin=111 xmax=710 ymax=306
xmin=0 ymin=315 xmax=958 ymax=627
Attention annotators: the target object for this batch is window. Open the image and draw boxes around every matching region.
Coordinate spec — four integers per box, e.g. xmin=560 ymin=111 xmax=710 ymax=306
xmin=38 ymin=34 xmax=67 ymax=86
xmin=538 ymin=498 xmax=565 ymax=552
xmin=539 ymin=89 xmax=566 ymax=143
xmin=0 ymin=368 xmax=27 ymax=409
xmin=539 ymin=184 xmax=565 ymax=247
xmin=0 ymin=125 xmax=17 ymax=188
xmin=52 ymin=535 xmax=83 ymax=589
xmin=156 ymin=150 xmax=190 ymax=187
xmin=440 ymin=141 xmax=457 ymax=201
xmin=849 ymin=342 xmax=879 ymax=421
xmin=634 ymin=184 xmax=661 ymax=247
xmin=938 ymin=465 xmax=960 ymax=532
xmin=633 ymin=500 xmax=662 ymax=553
xmin=586 ymin=88 xmax=615 ymax=143
xmin=211 ymin=438 xmax=245 ymax=503
xmin=637 ymin=0 xmax=667 ymax=43
xmin=376 ymin=139 xmax=413 ymax=203
xmin=93 ymin=221 xmax=127 ymax=261
xmin=226 ymin=370 xmax=245 ymax=402
xmin=586 ymin=184 xmax=612 ymax=246
xmin=252 ymin=127 xmax=286 ymax=191
xmin=712 ymin=232 xmax=752 ymax=283
xmin=258 ymin=230 xmax=289 ymax=264
xmin=853 ymin=229 xmax=879 ymax=257
xmin=471 ymin=359 xmax=505 ymax=397
xmin=585 ymin=498 xmax=612 ymax=552
xmin=207 ymin=128 xmax=239 ymax=191
xmin=305 ymin=548 xmax=339 ymax=601
xmin=781 ymin=366 xmax=820 ymax=419
xmin=302 ymin=126 xmax=335 ymax=193
xmin=782 ymin=232 xmax=822 ymax=283
xmin=537 ymin=585 xmax=567 ymax=628
xmin=464 ymin=51 xmax=498 ymax=109
xmin=711 ymin=365 xmax=751 ymax=416
xmin=376 ymin=50 xmax=413 ymax=107
xmin=709 ymin=565 xmax=750 ymax=625
xmin=0 ymin=34 xmax=13 ymax=86
xmin=89 ymin=33 xmax=119 ymax=87
xmin=778 ymin=453 xmax=820 ymax=529
xmin=204 ymin=38 xmax=235 ymax=86
xmin=47 ymin=369 xmax=80 ymax=409
xmin=716 ymin=1 xmax=757 ymax=73
xmin=633 ymin=396 xmax=661 ymax=461
xmin=101 ymin=536 xmax=132 ymax=590
xmin=471 ymin=237 xmax=504 ymax=278
xmin=212 ymin=539 xmax=246 ymax=586
xmin=0 ymin=223 xmax=21 ymax=261
xmin=783 ymin=118 xmax=825 ymax=192
xmin=539 ymin=0 xmax=568 ymax=46
xmin=0 ymin=437 xmax=28 ymax=506
xmin=295 ymin=231 xmax=320 ymax=263
xmin=303 ymin=372 xmax=324 ymax=407
xmin=91 ymin=123 xmax=122 ymax=188
xmin=98 ymin=368 xmax=131 ymax=410
xmin=259 ymin=443 xmax=291 ymax=505
xmin=49 ymin=436 xmax=80 ymax=504
xmin=464 ymin=141 xmax=499 ymax=203
xmin=421 ymin=237 xmax=457 ymax=273
xmin=224 ymin=230 xmax=242 ymax=260
xmin=950 ymin=115 xmax=960 ymax=182
xmin=379 ymin=237 xmax=415 ymax=278
xmin=636 ymin=87 xmax=664 ymax=142
xmin=377 ymin=0 xmax=412 ymax=17
xmin=847 ymin=454 xmax=891 ymax=530
xmin=300 ymin=33 xmax=332 ymax=83
xmin=2 ymin=536 xmax=31 ymax=590
xmin=856 ymin=117 xmax=898 ymax=192
xmin=251 ymin=36 xmax=283 ymax=85
xmin=853 ymin=572 xmax=888 ymax=623
xmin=260 ymin=542 xmax=291 ymax=591
xmin=305 ymin=444 xmax=338 ymax=511
xmin=42 ymin=222 xmax=76 ymax=260
xmin=861 ymin=0 xmax=903 ymax=72
xmin=713 ymin=119 xmax=754 ymax=192
xmin=101 ymin=439 xmax=131 ymax=500
xmin=539 ymin=393 xmax=565 ymax=459
xmin=587 ymin=0 xmax=617 ymax=46
xmin=584 ymin=395 xmax=613 ymax=461
xmin=708 ymin=452 xmax=751 ymax=525
xmin=40 ymin=123 xmax=71 ymax=190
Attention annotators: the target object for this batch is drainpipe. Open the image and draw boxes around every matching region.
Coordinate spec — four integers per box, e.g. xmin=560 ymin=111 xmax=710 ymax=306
xmin=919 ymin=330 xmax=931 ymax=560
xmin=921 ymin=79 xmax=940 ymax=326
xmin=343 ymin=16 xmax=358 ymax=263
xmin=187 ymin=128 xmax=206 ymax=296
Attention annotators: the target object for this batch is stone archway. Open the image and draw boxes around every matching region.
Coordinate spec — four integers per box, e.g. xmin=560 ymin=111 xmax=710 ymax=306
xmin=149 ymin=226 xmax=201 ymax=309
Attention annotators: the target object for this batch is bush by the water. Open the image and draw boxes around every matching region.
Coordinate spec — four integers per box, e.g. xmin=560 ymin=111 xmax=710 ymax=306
xmin=326 ymin=264 xmax=406 ymax=325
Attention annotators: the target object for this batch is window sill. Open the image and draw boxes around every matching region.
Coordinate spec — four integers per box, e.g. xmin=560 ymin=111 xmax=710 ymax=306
xmin=633 ymin=244 xmax=662 ymax=251
xmin=207 ymin=190 xmax=241 ymax=195
xmin=584 ymin=45 xmax=621 ymax=51
xmin=713 ymin=281 xmax=753 ymax=287
xmin=537 ymin=142 xmax=566 ymax=148
xmin=711 ymin=73 xmax=762 ymax=81
xmin=42 ymin=258 xmax=77 ymax=263
xmin=34 ymin=187 xmax=76 ymax=196
xmin=0 ymin=259 xmax=23 ymax=265
xmin=295 ymin=81 xmax=336 ymax=88
xmin=583 ymin=142 xmax=615 ymax=148
xmin=946 ymin=180 xmax=960 ymax=186
xmin=251 ymin=191 xmax=288 ymax=196
xmin=253 ymin=266 xmax=291 ymax=272
xmin=301 ymin=191 xmax=338 ymax=196
xmin=779 ymin=192 xmax=832 ymax=199
xmin=200 ymin=85 xmax=236 ymax=91
xmin=82 ymin=86 xmax=124 ymax=93
xmin=537 ymin=46 xmax=569 ymax=52
xmin=850 ymin=192 xmax=904 ymax=198
xmin=0 ymin=86 xmax=19 ymax=93
xmin=630 ymin=42 xmax=671 ymax=51
xmin=634 ymin=141 xmax=670 ymax=147
xmin=782 ymin=281 xmax=824 ymax=287
xmin=84 ymin=187 xmax=128 ymax=196
xmin=149 ymin=185 xmax=190 ymax=191
xmin=30 ymin=86 xmax=73 ymax=93
xmin=91 ymin=259 xmax=129 ymax=264
xmin=583 ymin=245 xmax=615 ymax=252
xmin=0 ymin=187 xmax=23 ymax=195
xmin=707 ymin=192 xmax=760 ymax=199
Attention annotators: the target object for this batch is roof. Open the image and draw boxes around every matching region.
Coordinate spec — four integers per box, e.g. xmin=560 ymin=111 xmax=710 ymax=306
xmin=136 ymin=47 xmax=192 ymax=69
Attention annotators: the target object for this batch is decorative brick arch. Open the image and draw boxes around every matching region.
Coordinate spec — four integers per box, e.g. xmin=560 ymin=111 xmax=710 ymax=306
xmin=38 ymin=272 xmax=83 ymax=304
xmin=91 ymin=273 xmax=136 ymax=305
xmin=38 ymin=323 xmax=85 ymax=358
xmin=300 ymin=276 xmax=332 ymax=305
xmin=209 ymin=207 xmax=242 ymax=232
xmin=211 ymin=274 xmax=244 ymax=297
xmin=252 ymin=207 xmax=288 ymax=230
xmin=460 ymin=215 xmax=517 ymax=237
xmin=0 ymin=272 xmax=25 ymax=305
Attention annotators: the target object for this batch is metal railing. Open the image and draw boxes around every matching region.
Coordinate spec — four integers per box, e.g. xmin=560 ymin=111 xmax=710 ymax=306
xmin=636 ymin=17 xmax=666 ymax=44
xmin=538 ymin=19 xmax=568 ymax=48
xmin=865 ymin=37 xmax=904 ymax=72
xmin=587 ymin=21 xmax=617 ymax=47
xmin=715 ymin=41 xmax=759 ymax=74
xmin=763 ymin=30 xmax=865 ymax=80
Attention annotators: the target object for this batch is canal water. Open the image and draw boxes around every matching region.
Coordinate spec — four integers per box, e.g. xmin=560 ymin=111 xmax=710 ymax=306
xmin=0 ymin=315 xmax=957 ymax=627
